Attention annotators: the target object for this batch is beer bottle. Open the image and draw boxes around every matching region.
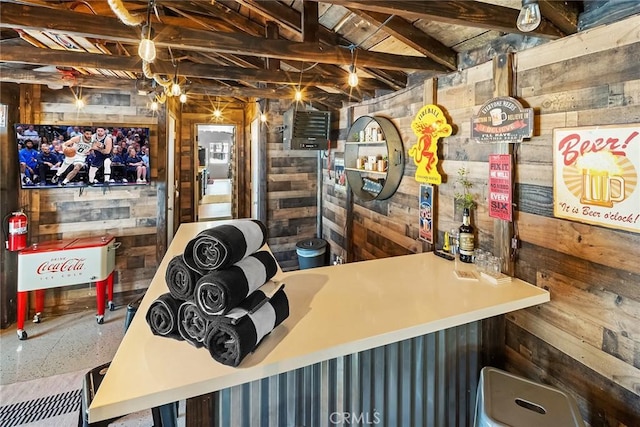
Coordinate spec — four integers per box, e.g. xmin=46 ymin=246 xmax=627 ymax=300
xmin=459 ymin=208 xmax=475 ymax=263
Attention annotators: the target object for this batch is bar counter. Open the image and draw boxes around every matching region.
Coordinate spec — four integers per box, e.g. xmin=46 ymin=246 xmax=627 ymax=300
xmin=88 ymin=221 xmax=549 ymax=423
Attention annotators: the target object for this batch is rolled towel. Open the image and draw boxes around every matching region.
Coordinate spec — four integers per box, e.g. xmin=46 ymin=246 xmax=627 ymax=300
xmin=165 ymin=255 xmax=202 ymax=301
xmin=183 ymin=220 xmax=267 ymax=273
xmin=145 ymin=293 xmax=184 ymax=341
xmin=195 ymin=251 xmax=278 ymax=316
xmin=177 ymin=301 xmax=211 ymax=348
xmin=205 ymin=286 xmax=289 ymax=367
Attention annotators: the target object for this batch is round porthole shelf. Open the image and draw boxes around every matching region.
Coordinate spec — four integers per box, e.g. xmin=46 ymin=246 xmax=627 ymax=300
xmin=344 ymin=116 xmax=404 ymax=201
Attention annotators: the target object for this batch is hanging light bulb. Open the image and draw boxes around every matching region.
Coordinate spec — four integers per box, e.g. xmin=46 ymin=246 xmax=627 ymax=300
xmin=171 ymin=81 xmax=181 ymax=97
xmin=294 ymin=88 xmax=303 ymax=102
xmin=213 ymin=109 xmax=222 ymax=119
xmin=516 ymin=0 xmax=542 ymax=32
xmin=348 ymin=64 xmax=359 ymax=88
xmin=179 ymin=93 xmax=187 ymax=103
xmin=138 ymin=24 xmax=156 ymax=62
xmin=75 ymin=98 xmax=85 ymax=109
xmin=151 ymin=100 xmax=158 ymax=111
xmin=260 ymin=113 xmax=267 ymax=123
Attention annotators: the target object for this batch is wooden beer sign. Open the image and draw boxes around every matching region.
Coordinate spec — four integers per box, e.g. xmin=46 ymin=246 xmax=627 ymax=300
xmin=471 ymin=96 xmax=533 ymax=143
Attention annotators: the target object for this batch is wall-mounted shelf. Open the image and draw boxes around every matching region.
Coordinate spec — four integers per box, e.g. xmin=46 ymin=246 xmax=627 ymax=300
xmin=344 ymin=116 xmax=404 ymax=201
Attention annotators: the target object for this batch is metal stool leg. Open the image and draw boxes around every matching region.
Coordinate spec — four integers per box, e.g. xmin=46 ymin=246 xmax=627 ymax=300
xmin=151 ymin=402 xmax=179 ymax=427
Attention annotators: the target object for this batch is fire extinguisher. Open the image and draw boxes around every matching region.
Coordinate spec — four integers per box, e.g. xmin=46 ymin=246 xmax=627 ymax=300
xmin=4 ymin=210 xmax=28 ymax=251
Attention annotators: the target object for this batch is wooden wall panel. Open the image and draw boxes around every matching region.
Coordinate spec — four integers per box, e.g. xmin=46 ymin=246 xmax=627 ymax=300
xmin=321 ymin=15 xmax=640 ymax=426
xmin=0 ymin=82 xmax=21 ymax=328
xmin=15 ymin=86 xmax=161 ymax=317
xmin=264 ymin=100 xmax=320 ymax=271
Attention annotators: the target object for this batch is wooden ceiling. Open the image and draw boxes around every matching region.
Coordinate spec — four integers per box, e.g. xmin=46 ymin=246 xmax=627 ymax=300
xmin=0 ymin=1 xmax=595 ymax=109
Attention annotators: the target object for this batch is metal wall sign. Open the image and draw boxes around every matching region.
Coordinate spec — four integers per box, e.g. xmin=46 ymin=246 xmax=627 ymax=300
xmin=553 ymin=124 xmax=640 ymax=234
xmin=471 ymin=97 xmax=533 ymax=143
xmin=489 ymin=154 xmax=513 ymax=221
xmin=408 ymin=104 xmax=452 ymax=184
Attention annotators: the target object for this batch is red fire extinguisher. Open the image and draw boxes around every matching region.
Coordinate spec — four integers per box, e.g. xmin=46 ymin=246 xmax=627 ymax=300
xmin=5 ymin=210 xmax=28 ymax=251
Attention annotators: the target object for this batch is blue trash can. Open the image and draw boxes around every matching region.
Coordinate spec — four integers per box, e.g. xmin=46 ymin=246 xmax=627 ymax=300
xmin=296 ymin=238 xmax=327 ymax=269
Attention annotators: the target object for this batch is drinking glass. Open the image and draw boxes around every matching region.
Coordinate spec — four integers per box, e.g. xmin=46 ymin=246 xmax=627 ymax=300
xmin=488 ymin=255 xmax=502 ymax=278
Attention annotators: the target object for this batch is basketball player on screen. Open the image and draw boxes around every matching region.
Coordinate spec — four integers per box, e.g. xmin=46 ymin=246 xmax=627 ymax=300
xmin=88 ymin=127 xmax=113 ymax=185
xmin=51 ymin=127 xmax=93 ymax=186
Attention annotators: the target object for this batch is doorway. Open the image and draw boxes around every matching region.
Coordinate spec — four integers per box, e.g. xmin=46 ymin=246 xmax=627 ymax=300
xmin=197 ymin=124 xmax=234 ymax=220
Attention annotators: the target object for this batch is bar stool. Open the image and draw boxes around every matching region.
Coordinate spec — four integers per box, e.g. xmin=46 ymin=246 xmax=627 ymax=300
xmin=79 ymin=294 xmax=178 ymax=427
xmin=474 ymin=367 xmax=585 ymax=427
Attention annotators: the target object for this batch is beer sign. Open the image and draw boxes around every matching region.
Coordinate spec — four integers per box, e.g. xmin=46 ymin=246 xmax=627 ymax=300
xmin=553 ymin=124 xmax=640 ymax=234
xmin=471 ymin=97 xmax=533 ymax=143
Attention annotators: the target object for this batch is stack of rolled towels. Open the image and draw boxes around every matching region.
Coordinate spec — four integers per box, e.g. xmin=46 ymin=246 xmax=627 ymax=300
xmin=145 ymin=219 xmax=289 ymax=367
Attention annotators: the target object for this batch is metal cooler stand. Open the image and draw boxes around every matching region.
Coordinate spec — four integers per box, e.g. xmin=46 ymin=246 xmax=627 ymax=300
xmin=16 ymin=235 xmax=119 ymax=340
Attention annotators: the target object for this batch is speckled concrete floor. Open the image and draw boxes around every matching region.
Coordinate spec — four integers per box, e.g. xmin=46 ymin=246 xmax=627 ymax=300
xmin=0 ymin=307 xmax=126 ymax=386
xmin=0 ymin=307 xmax=185 ymax=426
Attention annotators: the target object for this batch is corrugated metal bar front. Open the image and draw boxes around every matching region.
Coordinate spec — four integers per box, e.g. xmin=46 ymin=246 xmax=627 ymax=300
xmin=213 ymin=321 xmax=481 ymax=427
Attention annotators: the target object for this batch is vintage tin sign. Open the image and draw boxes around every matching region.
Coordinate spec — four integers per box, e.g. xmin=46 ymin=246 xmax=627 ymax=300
xmin=553 ymin=124 xmax=640 ymax=234
xmin=419 ymin=184 xmax=434 ymax=243
xmin=488 ymin=154 xmax=513 ymax=221
xmin=408 ymin=104 xmax=452 ymax=184
xmin=471 ymin=97 xmax=533 ymax=143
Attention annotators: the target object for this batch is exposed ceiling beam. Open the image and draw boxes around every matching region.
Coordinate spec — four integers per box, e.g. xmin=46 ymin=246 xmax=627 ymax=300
xmin=215 ymin=0 xmax=407 ymax=89
xmin=313 ymin=0 xmax=567 ymax=39
xmin=0 ymin=45 xmax=383 ymax=93
xmin=346 ymin=8 xmax=457 ymax=71
xmin=0 ymin=67 xmax=345 ymax=104
xmin=539 ymin=0 xmax=580 ymax=35
xmin=0 ymin=2 xmax=448 ymax=72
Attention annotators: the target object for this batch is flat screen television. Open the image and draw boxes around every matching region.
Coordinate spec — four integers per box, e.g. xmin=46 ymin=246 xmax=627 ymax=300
xmin=15 ymin=124 xmax=151 ymax=189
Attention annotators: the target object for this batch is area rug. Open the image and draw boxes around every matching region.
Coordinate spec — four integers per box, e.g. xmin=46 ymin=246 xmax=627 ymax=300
xmin=0 ymin=369 xmax=84 ymax=426
xmin=0 ymin=369 xmax=152 ymax=426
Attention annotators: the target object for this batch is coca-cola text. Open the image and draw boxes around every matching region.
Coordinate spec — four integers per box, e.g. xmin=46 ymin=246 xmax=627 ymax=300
xmin=37 ymin=258 xmax=86 ymax=275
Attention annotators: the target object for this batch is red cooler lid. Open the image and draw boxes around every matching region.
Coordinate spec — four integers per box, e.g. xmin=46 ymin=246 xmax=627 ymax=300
xmin=66 ymin=235 xmax=115 ymax=249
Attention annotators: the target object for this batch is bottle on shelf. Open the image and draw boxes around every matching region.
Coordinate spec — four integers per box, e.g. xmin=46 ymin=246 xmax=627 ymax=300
xmin=458 ymin=207 xmax=475 ymax=263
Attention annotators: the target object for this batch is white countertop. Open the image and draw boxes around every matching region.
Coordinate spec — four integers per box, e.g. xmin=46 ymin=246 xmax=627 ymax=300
xmin=89 ymin=221 xmax=549 ymax=422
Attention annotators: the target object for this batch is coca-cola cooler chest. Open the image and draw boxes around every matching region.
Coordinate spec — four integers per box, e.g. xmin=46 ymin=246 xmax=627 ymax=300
xmin=16 ymin=235 xmax=119 ymax=339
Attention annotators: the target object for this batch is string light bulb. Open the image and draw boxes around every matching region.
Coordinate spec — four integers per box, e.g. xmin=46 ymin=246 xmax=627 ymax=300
xmin=171 ymin=81 xmax=181 ymax=97
xmin=348 ymin=64 xmax=359 ymax=88
xmin=151 ymin=100 xmax=158 ymax=111
xmin=294 ymin=88 xmax=303 ymax=102
xmin=213 ymin=108 xmax=222 ymax=119
xmin=179 ymin=93 xmax=187 ymax=103
xmin=260 ymin=113 xmax=267 ymax=123
xmin=138 ymin=24 xmax=156 ymax=62
xmin=516 ymin=0 xmax=542 ymax=32
xmin=75 ymin=98 xmax=85 ymax=109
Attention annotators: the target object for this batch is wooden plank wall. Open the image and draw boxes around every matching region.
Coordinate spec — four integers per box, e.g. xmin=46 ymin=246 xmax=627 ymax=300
xmin=0 ymin=82 xmax=21 ymax=328
xmin=17 ymin=86 xmax=161 ymax=315
xmin=322 ymin=16 xmax=640 ymax=426
xmin=265 ymin=100 xmax=320 ymax=271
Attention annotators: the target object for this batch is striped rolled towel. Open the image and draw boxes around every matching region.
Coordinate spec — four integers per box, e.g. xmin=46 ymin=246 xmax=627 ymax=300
xmin=205 ymin=286 xmax=289 ymax=367
xmin=183 ymin=219 xmax=267 ymax=273
xmin=195 ymin=250 xmax=279 ymax=316
xmin=145 ymin=293 xmax=184 ymax=341
xmin=177 ymin=301 xmax=211 ymax=348
xmin=165 ymin=255 xmax=202 ymax=301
